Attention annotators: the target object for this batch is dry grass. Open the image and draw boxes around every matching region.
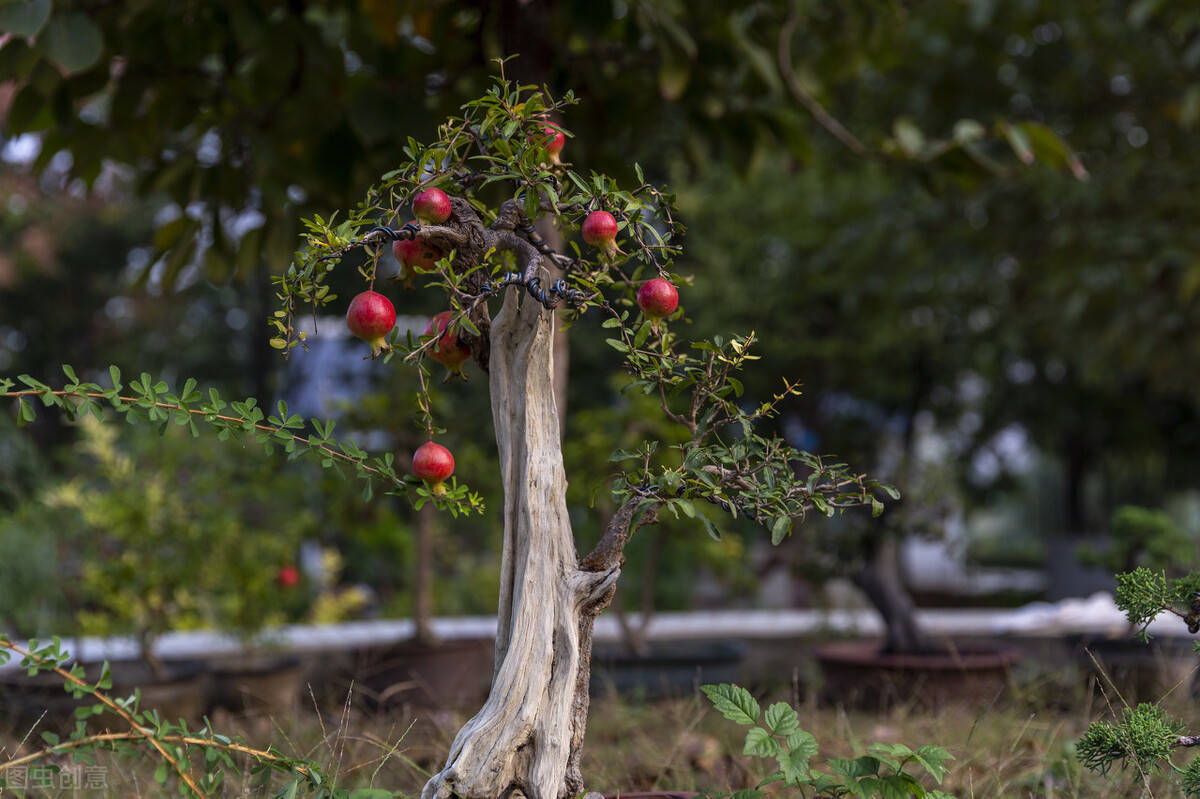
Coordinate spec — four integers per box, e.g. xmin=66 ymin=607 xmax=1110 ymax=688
xmin=2 ymin=664 xmax=1198 ymax=798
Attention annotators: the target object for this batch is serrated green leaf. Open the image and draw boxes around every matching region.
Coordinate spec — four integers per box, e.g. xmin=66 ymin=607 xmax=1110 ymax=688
xmin=763 ymin=701 xmax=799 ymax=736
xmin=700 ymin=683 xmax=759 ymax=725
xmin=743 ymin=727 xmax=780 ymax=757
xmin=829 ymin=755 xmax=880 ymax=778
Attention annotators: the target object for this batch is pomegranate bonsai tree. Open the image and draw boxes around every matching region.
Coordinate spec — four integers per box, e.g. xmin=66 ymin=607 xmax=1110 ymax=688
xmin=269 ymin=73 xmax=892 ymax=799
xmin=0 ymin=73 xmax=889 ymax=799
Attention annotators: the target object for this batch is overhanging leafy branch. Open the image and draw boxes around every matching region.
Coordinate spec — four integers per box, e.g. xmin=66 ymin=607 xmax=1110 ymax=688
xmin=0 ymin=365 xmax=484 ymax=516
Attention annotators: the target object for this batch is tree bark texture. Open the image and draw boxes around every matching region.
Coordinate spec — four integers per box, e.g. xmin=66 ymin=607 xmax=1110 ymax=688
xmin=422 ymin=280 xmax=622 ymax=799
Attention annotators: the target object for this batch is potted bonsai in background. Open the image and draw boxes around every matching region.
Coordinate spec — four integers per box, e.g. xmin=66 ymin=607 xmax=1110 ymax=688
xmin=1073 ymin=505 xmax=1198 ymax=701
xmin=0 ymin=414 xmax=317 ymax=722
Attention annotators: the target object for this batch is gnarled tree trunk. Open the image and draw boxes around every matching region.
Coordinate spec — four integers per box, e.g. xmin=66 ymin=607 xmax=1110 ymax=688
xmin=422 ymin=280 xmax=629 ymax=799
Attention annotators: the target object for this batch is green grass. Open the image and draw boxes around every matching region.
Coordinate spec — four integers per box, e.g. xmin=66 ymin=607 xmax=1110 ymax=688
xmin=2 ymin=665 xmax=1198 ymax=797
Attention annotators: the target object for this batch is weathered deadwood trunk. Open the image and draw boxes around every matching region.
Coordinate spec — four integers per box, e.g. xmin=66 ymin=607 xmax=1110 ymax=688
xmin=422 ymin=280 xmax=624 ymax=799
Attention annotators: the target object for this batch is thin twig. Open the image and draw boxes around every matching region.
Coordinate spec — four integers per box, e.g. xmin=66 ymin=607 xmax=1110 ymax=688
xmin=778 ymin=7 xmax=875 ymax=159
xmin=1 ymin=389 xmax=398 ymax=486
xmin=0 ymin=640 xmax=206 ymax=796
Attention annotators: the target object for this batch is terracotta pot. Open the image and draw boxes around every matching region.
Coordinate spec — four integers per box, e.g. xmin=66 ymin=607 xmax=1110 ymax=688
xmin=814 ymin=639 xmax=1022 ymax=709
xmin=590 ymin=640 xmax=744 ymax=699
xmin=0 ymin=659 xmax=210 ymax=726
xmin=351 ymin=637 xmax=494 ymax=710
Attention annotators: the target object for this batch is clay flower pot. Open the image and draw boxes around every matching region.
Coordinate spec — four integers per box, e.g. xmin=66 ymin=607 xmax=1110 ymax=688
xmin=814 ymin=639 xmax=1022 ymax=709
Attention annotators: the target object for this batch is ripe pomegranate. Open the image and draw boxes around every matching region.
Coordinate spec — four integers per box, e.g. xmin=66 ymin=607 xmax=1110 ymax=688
xmin=582 ymin=210 xmax=620 ymax=260
xmin=637 ymin=277 xmax=679 ymax=320
xmin=277 ymin=565 xmax=300 ymax=588
xmin=538 ymin=123 xmax=565 ymax=165
xmin=425 ymin=310 xmax=472 ymax=379
xmin=392 ymin=236 xmax=443 ymax=287
xmin=413 ymin=441 xmax=455 ymax=495
xmin=413 ymin=188 xmax=451 ymax=225
xmin=346 ymin=290 xmax=396 ymax=357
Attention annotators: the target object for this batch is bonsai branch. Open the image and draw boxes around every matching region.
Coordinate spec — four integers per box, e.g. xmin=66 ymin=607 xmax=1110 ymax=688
xmin=0 ymin=731 xmax=314 ymax=780
xmin=2 ymin=388 xmax=399 ymax=487
xmin=579 ymin=497 xmax=659 ymax=573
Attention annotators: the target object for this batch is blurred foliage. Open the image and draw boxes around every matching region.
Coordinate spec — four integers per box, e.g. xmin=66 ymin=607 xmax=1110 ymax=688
xmin=672 ymin=1 xmax=1200 ymax=543
xmin=0 ymin=0 xmax=1198 ymax=625
xmin=1079 ymin=505 xmax=1196 ymax=577
xmin=0 ymin=0 xmax=1078 ymax=291
xmin=33 ymin=416 xmax=318 ymax=644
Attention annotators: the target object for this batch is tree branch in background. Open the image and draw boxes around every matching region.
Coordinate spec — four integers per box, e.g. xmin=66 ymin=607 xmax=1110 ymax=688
xmin=778 ymin=9 xmax=875 ymax=159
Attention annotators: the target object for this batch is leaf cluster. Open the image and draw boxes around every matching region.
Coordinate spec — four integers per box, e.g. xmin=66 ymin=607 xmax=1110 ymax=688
xmin=1076 ymin=704 xmax=1187 ymax=786
xmin=0 ymin=365 xmax=483 ymax=517
xmin=273 ymin=72 xmax=682 ymax=355
xmin=605 ymin=323 xmax=894 ymax=544
xmin=1113 ymin=567 xmax=1200 ymax=639
xmin=701 ymin=683 xmax=954 ymax=799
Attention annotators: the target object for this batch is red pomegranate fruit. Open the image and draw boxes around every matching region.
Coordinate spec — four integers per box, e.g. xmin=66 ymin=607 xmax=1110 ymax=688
xmin=392 ymin=236 xmax=443 ymax=287
xmin=637 ymin=277 xmax=679 ymax=321
xmin=581 ymin=210 xmax=620 ymax=260
xmin=425 ymin=310 xmax=472 ymax=379
xmin=539 ymin=124 xmax=565 ymax=165
xmin=413 ymin=441 xmax=455 ymax=495
xmin=276 ymin=565 xmax=300 ymax=588
xmin=346 ymin=290 xmax=396 ymax=357
xmin=413 ymin=188 xmax=451 ymax=225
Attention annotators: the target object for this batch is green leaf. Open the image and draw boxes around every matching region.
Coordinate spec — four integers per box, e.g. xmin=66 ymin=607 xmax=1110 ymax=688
xmin=785 ymin=728 xmax=819 ymax=758
xmin=698 ymin=511 xmax=722 ymax=541
xmin=829 ymin=755 xmax=880 ymax=778
xmin=743 ymin=727 xmax=780 ymax=758
xmin=913 ymin=745 xmax=954 ymax=784
xmin=700 ymin=683 xmax=759 ymax=725
xmin=154 ymin=762 xmax=168 ymax=784
xmin=952 ymin=118 xmax=986 ymax=144
xmin=605 ymin=338 xmax=630 ymax=353
xmin=0 ymin=0 xmax=50 ymax=37
xmin=999 ymin=120 xmax=1033 ymax=164
xmin=1017 ymin=121 xmax=1089 ymax=180
xmin=878 ymin=773 xmax=921 ymax=799
xmin=38 ymin=13 xmax=105 ymax=74
xmin=763 ymin=701 xmax=800 ymax=736
xmin=770 ymin=515 xmax=790 ymax=545
xmin=893 ymin=117 xmax=924 ymax=157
